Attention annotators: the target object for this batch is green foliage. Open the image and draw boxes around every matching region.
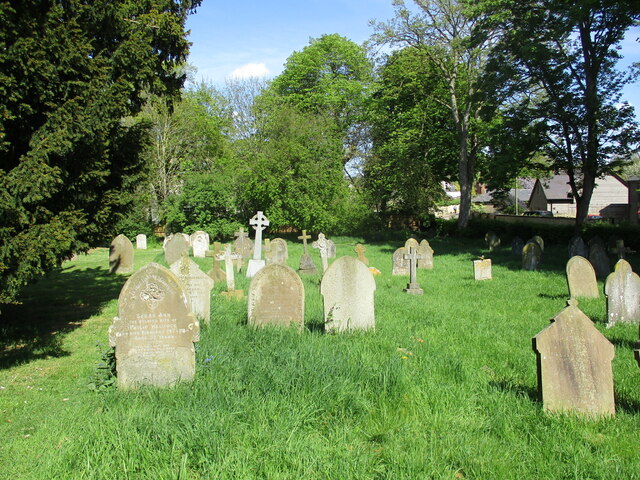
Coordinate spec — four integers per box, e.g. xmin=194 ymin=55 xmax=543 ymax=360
xmin=0 ymin=0 xmax=200 ymax=302
xmin=87 ymin=343 xmax=116 ymax=392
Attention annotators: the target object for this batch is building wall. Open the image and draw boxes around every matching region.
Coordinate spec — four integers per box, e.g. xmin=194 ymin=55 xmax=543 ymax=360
xmin=588 ymin=175 xmax=628 ymax=217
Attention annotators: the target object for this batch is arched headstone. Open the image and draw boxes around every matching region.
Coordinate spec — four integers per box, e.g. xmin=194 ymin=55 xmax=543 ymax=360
xmin=522 ymin=242 xmax=542 ymax=271
xmin=566 ymin=256 xmax=599 ymax=299
xmin=605 ymin=259 xmax=640 ymax=327
xmin=190 ymin=231 xmax=210 ymax=258
xmin=170 ymin=255 xmax=214 ymax=324
xmin=417 ymin=239 xmax=434 ymax=269
xmin=392 ymin=247 xmax=409 ymax=275
xmin=164 ymin=234 xmax=189 ymax=266
xmin=248 ymin=263 xmax=304 ymax=329
xmin=109 ymin=234 xmax=134 ymax=274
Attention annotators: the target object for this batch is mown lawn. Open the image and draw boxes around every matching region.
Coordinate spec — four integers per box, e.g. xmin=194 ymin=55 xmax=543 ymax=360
xmin=1 ymin=236 xmax=639 ymax=479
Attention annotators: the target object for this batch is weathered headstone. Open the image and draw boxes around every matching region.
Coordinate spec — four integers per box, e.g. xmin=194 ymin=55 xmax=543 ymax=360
xmin=246 ymin=211 xmax=269 ymax=278
xmin=528 ymin=235 xmax=544 ymax=252
xmin=532 ymin=299 xmax=615 ymax=416
xmin=607 ymin=235 xmax=621 ymax=255
xmin=404 ymin=238 xmax=419 ymax=252
xmin=312 ymin=233 xmax=331 ymax=272
xmin=233 ymin=227 xmax=254 ymax=261
xmin=485 ymin=232 xmax=500 ymax=252
xmin=297 ymin=230 xmax=317 ymax=275
xmin=403 ymin=247 xmax=424 ymax=294
xmin=522 ymin=241 xmax=542 ymax=271
xmin=108 ymin=263 xmax=199 ymax=389
xmin=216 ymin=244 xmax=244 ymax=299
xmin=568 ymin=235 xmax=588 ymax=259
xmin=164 ymin=234 xmax=189 ymax=266
xmin=326 ymin=239 xmax=337 ymax=259
xmin=392 ymin=247 xmax=409 ymax=275
xmin=190 ymin=231 xmax=210 ymax=258
xmin=473 ymin=257 xmax=492 ymax=281
xmin=589 ymin=242 xmax=611 ymax=279
xmin=566 ymin=256 xmax=599 ymax=299
xmin=321 ymin=256 xmax=376 ymax=332
xmin=417 ymin=239 xmax=434 ymax=270
xmin=162 ymin=234 xmax=172 ymax=249
xmin=170 ymin=255 xmax=214 ymax=324
xmin=511 ymin=237 xmax=525 ymax=256
xmin=136 ymin=234 xmax=147 ymax=250
xmin=109 ymin=234 xmax=134 ymax=274
xmin=247 ymin=263 xmax=304 ymax=329
xmin=205 ymin=242 xmax=226 ymax=282
xmin=604 ymin=259 xmax=640 ymax=327
xmin=354 ymin=244 xmax=369 ymax=266
xmin=265 ymin=238 xmax=288 ymax=265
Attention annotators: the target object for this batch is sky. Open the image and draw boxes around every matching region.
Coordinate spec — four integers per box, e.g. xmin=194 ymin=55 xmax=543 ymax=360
xmin=185 ymin=1 xmax=640 ymax=112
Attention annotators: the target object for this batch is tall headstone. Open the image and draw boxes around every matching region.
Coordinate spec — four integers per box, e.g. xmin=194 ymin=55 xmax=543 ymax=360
xmin=522 ymin=241 xmax=542 ymax=271
xmin=266 ymin=238 xmax=288 ymax=265
xmin=326 ymin=239 xmax=337 ymax=259
xmin=297 ymin=230 xmax=317 ymax=275
xmin=246 ymin=211 xmax=269 ymax=278
xmin=109 ymin=234 xmax=134 ymax=274
xmin=108 ymin=263 xmax=199 ymax=389
xmin=205 ymin=242 xmax=226 ymax=282
xmin=247 ymin=263 xmax=304 ymax=329
xmin=312 ymin=233 xmax=331 ymax=272
xmin=164 ymin=234 xmax=189 ymax=266
xmin=568 ymin=235 xmax=588 ymax=259
xmin=417 ymin=239 xmax=434 ymax=270
xmin=354 ymin=244 xmax=369 ymax=266
xmin=136 ymin=234 xmax=147 ymax=250
xmin=532 ymin=299 xmax=615 ymax=416
xmin=190 ymin=231 xmax=210 ymax=258
xmin=216 ymin=244 xmax=244 ymax=298
xmin=511 ymin=237 xmax=524 ymax=256
xmin=604 ymin=259 xmax=640 ymax=327
xmin=485 ymin=232 xmax=500 ymax=252
xmin=403 ymin=247 xmax=424 ymax=294
xmin=566 ymin=256 xmax=599 ymax=299
xmin=392 ymin=247 xmax=409 ymax=275
xmin=321 ymin=256 xmax=376 ymax=332
xmin=170 ymin=255 xmax=214 ymax=324
xmin=589 ymin=241 xmax=611 ymax=279
xmin=473 ymin=258 xmax=492 ymax=281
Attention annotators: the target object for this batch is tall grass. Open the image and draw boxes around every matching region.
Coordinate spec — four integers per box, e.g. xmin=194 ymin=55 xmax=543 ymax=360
xmin=1 ymin=237 xmax=638 ymax=479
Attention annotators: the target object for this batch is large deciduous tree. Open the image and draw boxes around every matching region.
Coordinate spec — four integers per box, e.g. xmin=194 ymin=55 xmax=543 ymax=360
xmin=478 ymin=0 xmax=640 ymax=225
xmin=0 ymin=0 xmax=200 ymax=303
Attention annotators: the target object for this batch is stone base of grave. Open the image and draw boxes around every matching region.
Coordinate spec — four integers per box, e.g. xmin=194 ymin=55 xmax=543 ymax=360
xmin=246 ymin=259 xmax=265 ymax=278
xmin=298 ymin=253 xmax=317 ymax=275
xmin=404 ymin=283 xmax=424 ymax=295
xmin=221 ymin=289 xmax=245 ymax=300
xmin=207 ymin=267 xmax=226 ymax=282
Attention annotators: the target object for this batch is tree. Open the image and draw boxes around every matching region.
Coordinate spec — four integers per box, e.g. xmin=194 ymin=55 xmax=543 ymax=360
xmin=371 ymin=0 xmax=497 ymax=229
xmin=477 ymin=0 xmax=640 ymax=225
xmin=0 ymin=0 xmax=200 ymax=303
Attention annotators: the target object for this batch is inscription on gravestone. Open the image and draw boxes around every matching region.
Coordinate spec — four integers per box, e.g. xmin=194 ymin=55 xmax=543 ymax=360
xmin=246 ymin=211 xmax=269 ymax=278
xmin=109 ymin=263 xmax=199 ymax=389
xmin=266 ymin=238 xmax=288 ymax=265
xmin=403 ymin=247 xmax=424 ymax=294
xmin=392 ymin=247 xmax=409 ymax=275
xmin=170 ymin=255 xmax=214 ymax=324
xmin=248 ymin=263 xmax=304 ymax=329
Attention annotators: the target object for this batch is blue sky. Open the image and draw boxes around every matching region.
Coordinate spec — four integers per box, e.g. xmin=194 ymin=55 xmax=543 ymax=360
xmin=186 ymin=1 xmax=640 ymax=112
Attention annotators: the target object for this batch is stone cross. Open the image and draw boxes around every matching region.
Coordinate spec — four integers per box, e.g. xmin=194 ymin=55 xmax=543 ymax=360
xmin=298 ymin=230 xmax=311 ymax=254
xmin=216 ymin=243 xmax=242 ymax=292
xmin=354 ymin=243 xmax=368 ymax=265
xmin=234 ymin=227 xmax=248 ymax=242
xmin=205 ymin=243 xmax=225 ymax=282
xmin=312 ymin=233 xmax=330 ymax=272
xmin=246 ymin=211 xmax=269 ymax=277
xmin=403 ymin=247 xmax=424 ymax=294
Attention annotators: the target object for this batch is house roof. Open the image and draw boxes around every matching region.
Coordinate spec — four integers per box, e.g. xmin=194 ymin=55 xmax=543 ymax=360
xmin=472 ymin=188 xmax=532 ymax=204
xmin=535 ymin=172 xmax=628 ymax=201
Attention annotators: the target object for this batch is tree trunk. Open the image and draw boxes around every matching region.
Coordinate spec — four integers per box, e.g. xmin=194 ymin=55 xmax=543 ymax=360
xmin=456 ymin=128 xmax=473 ymax=229
xmin=575 ymin=171 xmax=595 ymax=226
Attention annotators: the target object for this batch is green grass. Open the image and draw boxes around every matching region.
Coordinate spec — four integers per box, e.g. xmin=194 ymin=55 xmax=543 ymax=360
xmin=1 ymin=237 xmax=639 ymax=479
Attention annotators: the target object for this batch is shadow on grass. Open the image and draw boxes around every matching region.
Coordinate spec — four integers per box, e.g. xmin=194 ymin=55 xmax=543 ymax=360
xmin=489 ymin=379 xmax=539 ymax=404
xmin=616 ymin=393 xmax=640 ymax=414
xmin=0 ymin=267 xmax=126 ymax=370
xmin=608 ymin=337 xmax=639 ymax=350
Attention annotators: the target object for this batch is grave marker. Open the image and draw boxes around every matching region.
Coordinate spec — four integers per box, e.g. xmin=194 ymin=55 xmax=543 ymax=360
xmin=233 ymin=227 xmax=254 ymax=262
xmin=392 ymin=247 xmax=409 ymax=275
xmin=164 ymin=234 xmax=189 ymax=266
xmin=205 ymin=242 xmax=226 ymax=282
xmin=566 ymin=256 xmax=599 ymax=299
xmin=403 ymin=247 xmax=424 ymax=294
xmin=109 ymin=234 xmax=134 ymax=274
xmin=246 ymin=211 xmax=269 ymax=278
xmin=473 ymin=257 xmax=492 ymax=281
xmin=136 ymin=234 xmax=147 ymax=250
xmin=522 ymin=242 xmax=542 ymax=271
xmin=312 ymin=233 xmax=331 ymax=272
xmin=266 ymin=238 xmax=288 ymax=265
xmin=485 ymin=232 xmax=500 ymax=252
xmin=217 ymin=244 xmax=244 ymax=299
xmin=190 ymin=231 xmax=210 ymax=258
xmin=108 ymin=263 xmax=199 ymax=389
xmin=589 ymin=242 xmax=611 ymax=279
xmin=297 ymin=230 xmax=317 ymax=275
xmin=604 ymin=259 xmax=640 ymax=327
xmin=354 ymin=244 xmax=369 ymax=266
xmin=417 ymin=239 xmax=434 ymax=270
xmin=170 ymin=255 xmax=214 ymax=324
xmin=248 ymin=263 xmax=304 ymax=329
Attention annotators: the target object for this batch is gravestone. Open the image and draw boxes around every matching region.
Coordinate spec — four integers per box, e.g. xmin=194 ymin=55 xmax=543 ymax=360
xmin=474 ymin=258 xmax=492 ymax=281
xmin=354 ymin=244 xmax=369 ymax=266
xmin=136 ymin=234 xmax=147 ymax=250
xmin=190 ymin=231 xmax=210 ymax=258
xmin=297 ymin=230 xmax=317 ymax=275
xmin=522 ymin=242 xmax=542 ymax=271
xmin=589 ymin=242 xmax=611 ymax=279
xmin=205 ymin=242 xmax=226 ymax=282
xmin=588 ymin=236 xmax=605 ymax=250
xmin=528 ymin=235 xmax=544 ymax=252
xmin=162 ymin=234 xmax=172 ymax=249
xmin=248 ymin=263 xmax=304 ymax=329
xmin=532 ymin=299 xmax=615 ymax=416
xmin=417 ymin=239 xmax=434 ymax=270
xmin=326 ymin=239 xmax=337 ymax=259
xmin=404 ymin=238 xmax=419 ymax=252
xmin=266 ymin=238 xmax=288 ymax=265
xmin=511 ymin=237 xmax=524 ymax=256
xmin=566 ymin=256 xmax=599 ymax=299
xmin=164 ymin=234 xmax=189 ymax=266
xmin=321 ymin=256 xmax=376 ymax=332
xmin=108 ymin=263 xmax=199 ymax=389
xmin=109 ymin=234 xmax=134 ymax=274
xmin=403 ymin=247 xmax=424 ymax=294
xmin=216 ymin=244 xmax=244 ymax=299
xmin=313 ymin=233 xmax=331 ymax=272
xmin=246 ymin=211 xmax=269 ymax=278
xmin=607 ymin=235 xmax=621 ymax=255
xmin=392 ymin=247 xmax=409 ymax=275
xmin=485 ymin=232 xmax=500 ymax=252
xmin=233 ymin=227 xmax=254 ymax=261
xmin=170 ymin=255 xmax=214 ymax=324
xmin=568 ymin=235 xmax=588 ymax=259
xmin=604 ymin=259 xmax=640 ymax=327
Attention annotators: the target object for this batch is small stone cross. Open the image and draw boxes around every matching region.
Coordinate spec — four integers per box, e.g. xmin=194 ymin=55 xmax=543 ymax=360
xmin=354 ymin=243 xmax=368 ymax=265
xmin=234 ymin=227 xmax=248 ymax=241
xmin=216 ymin=244 xmax=242 ymax=291
xmin=298 ymin=230 xmax=311 ymax=254
xmin=312 ymin=233 xmax=329 ymax=272
xmin=403 ymin=247 xmax=424 ymax=294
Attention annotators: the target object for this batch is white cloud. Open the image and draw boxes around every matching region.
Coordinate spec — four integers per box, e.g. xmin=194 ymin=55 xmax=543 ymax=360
xmin=229 ymin=62 xmax=270 ymax=79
